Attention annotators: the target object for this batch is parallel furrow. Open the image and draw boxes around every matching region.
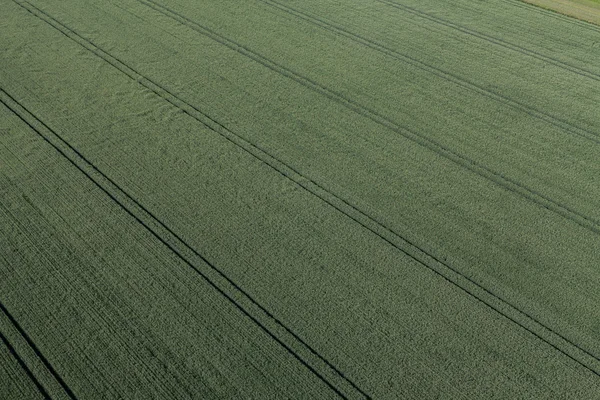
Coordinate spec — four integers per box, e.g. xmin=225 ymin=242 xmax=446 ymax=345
xmin=0 ymin=301 xmax=75 ymax=399
xmin=1 ymin=79 xmax=366 ymax=400
xmin=0 ymin=329 xmax=50 ymax=399
xmin=377 ymin=0 xmax=600 ymax=81
xmin=261 ymin=0 xmax=600 ymax=144
xmin=15 ymin=0 xmax=600 ymax=380
xmin=138 ymin=0 xmax=600 ymax=235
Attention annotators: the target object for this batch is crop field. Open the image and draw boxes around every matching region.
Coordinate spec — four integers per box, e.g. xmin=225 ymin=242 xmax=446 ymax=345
xmin=523 ymin=0 xmax=600 ymax=24
xmin=1 ymin=0 xmax=600 ymax=398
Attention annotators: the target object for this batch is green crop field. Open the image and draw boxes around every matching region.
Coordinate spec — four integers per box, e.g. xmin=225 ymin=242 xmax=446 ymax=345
xmin=1 ymin=0 xmax=600 ymax=398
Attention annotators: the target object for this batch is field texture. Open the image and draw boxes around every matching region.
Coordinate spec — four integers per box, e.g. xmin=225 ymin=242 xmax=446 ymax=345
xmin=2 ymin=0 xmax=600 ymax=398
xmin=523 ymin=0 xmax=600 ymax=24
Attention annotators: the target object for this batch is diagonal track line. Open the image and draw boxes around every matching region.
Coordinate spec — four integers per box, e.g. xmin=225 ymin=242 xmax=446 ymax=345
xmin=0 ymin=87 xmax=364 ymax=399
xmin=137 ymin=0 xmax=600 ymax=234
xmin=378 ymin=0 xmax=600 ymax=82
xmin=260 ymin=0 xmax=600 ymax=145
xmin=0 ymin=301 xmax=77 ymax=399
xmin=14 ymin=0 xmax=600 ymax=376
xmin=12 ymin=0 xmax=600 ymax=381
xmin=0 ymin=328 xmax=51 ymax=399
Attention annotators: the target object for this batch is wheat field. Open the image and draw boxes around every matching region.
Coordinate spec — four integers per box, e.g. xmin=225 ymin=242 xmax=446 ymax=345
xmin=2 ymin=0 xmax=600 ymax=398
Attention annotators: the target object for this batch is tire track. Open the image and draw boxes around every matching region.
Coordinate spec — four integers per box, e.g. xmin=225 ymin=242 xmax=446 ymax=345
xmin=137 ymin=0 xmax=600 ymax=236
xmin=0 ymin=329 xmax=50 ymax=399
xmin=260 ymin=0 xmax=600 ymax=145
xmin=0 ymin=301 xmax=76 ymax=399
xmin=0 ymin=87 xmax=362 ymax=399
xmin=15 ymin=0 xmax=600 ymax=381
xmin=377 ymin=0 xmax=600 ymax=82
xmin=4 ymin=4 xmax=370 ymax=393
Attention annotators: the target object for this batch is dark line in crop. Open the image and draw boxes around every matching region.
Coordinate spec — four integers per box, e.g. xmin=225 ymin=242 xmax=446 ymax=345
xmin=137 ymin=0 xmax=600 ymax=233
xmin=14 ymin=0 xmax=600 ymax=380
xmin=0 ymin=328 xmax=51 ymax=399
xmin=0 ymin=301 xmax=76 ymax=399
xmin=260 ymin=0 xmax=600 ymax=144
xmin=11 ymin=3 xmax=370 ymax=398
xmin=0 ymin=89 xmax=355 ymax=400
xmin=378 ymin=0 xmax=600 ymax=82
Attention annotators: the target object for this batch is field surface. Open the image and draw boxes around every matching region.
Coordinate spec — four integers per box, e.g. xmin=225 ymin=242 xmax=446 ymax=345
xmin=523 ymin=0 xmax=600 ymax=24
xmin=2 ymin=0 xmax=600 ymax=398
